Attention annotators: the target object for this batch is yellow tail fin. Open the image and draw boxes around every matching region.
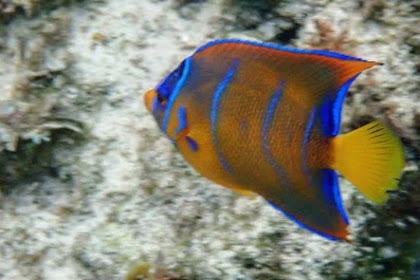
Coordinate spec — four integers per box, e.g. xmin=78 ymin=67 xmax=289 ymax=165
xmin=332 ymin=121 xmax=404 ymax=203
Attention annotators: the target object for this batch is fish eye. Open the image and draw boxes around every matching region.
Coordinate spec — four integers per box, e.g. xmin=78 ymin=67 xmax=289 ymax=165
xmin=157 ymin=92 xmax=167 ymax=106
xmin=156 ymin=59 xmax=187 ymax=100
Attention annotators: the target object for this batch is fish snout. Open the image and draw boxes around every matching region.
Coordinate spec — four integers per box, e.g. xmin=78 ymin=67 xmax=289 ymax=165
xmin=144 ymin=89 xmax=156 ymax=112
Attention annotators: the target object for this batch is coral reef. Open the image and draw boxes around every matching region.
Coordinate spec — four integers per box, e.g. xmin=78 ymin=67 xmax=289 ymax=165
xmin=0 ymin=0 xmax=418 ymax=279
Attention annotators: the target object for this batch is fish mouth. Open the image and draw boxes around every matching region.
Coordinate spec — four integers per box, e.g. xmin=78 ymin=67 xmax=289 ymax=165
xmin=144 ymin=89 xmax=156 ymax=112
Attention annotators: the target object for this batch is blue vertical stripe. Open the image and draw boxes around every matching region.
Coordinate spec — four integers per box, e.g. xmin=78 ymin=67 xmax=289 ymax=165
xmin=174 ymin=106 xmax=187 ymax=135
xmin=262 ymin=80 xmax=287 ymax=179
xmin=162 ymin=57 xmax=192 ymax=135
xmin=210 ymin=59 xmax=238 ymax=173
xmin=302 ymin=109 xmax=316 ymax=185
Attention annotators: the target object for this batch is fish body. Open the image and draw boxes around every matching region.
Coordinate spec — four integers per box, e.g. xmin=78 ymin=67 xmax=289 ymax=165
xmin=144 ymin=39 xmax=404 ymax=241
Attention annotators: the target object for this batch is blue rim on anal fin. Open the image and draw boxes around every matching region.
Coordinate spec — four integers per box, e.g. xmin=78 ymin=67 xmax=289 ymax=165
xmin=266 ymin=200 xmax=339 ymax=241
xmin=319 ymin=75 xmax=359 ymax=136
xmin=266 ymin=169 xmax=349 ymax=241
xmin=322 ymin=169 xmax=349 ymax=225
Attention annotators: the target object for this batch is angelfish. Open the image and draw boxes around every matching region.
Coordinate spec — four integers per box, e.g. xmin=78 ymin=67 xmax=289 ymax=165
xmin=144 ymin=39 xmax=404 ymax=241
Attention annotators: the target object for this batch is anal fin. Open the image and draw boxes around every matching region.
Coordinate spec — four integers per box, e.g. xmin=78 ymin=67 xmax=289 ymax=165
xmin=261 ymin=169 xmax=349 ymax=241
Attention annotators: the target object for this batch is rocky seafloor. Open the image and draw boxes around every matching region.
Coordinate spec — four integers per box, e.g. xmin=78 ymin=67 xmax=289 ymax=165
xmin=0 ymin=0 xmax=419 ymax=279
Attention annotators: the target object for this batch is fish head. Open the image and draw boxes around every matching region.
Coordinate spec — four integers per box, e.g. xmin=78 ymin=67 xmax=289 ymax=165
xmin=144 ymin=59 xmax=187 ymax=135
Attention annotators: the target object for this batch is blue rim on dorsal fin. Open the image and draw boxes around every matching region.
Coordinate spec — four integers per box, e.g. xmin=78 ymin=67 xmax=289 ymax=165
xmin=319 ymin=76 xmax=358 ymax=136
xmin=194 ymin=39 xmax=369 ymax=62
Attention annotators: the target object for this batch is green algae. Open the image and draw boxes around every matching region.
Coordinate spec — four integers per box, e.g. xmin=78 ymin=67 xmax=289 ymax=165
xmin=125 ymin=263 xmax=151 ymax=280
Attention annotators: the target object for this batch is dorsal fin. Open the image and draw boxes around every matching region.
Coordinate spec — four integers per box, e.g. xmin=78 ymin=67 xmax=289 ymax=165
xmin=195 ymin=39 xmax=368 ymax=62
xmin=193 ymin=39 xmax=379 ymax=112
